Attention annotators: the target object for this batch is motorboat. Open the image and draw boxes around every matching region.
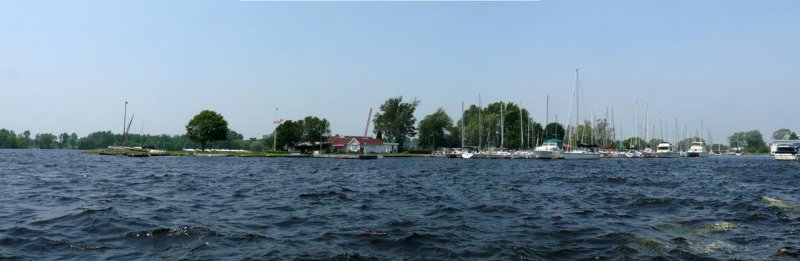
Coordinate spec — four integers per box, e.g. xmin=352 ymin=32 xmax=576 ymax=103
xmin=653 ymin=142 xmax=679 ymax=158
xmin=685 ymin=141 xmax=709 ymax=157
xmin=534 ymin=141 xmax=564 ymax=159
xmin=773 ymin=143 xmax=798 ymax=161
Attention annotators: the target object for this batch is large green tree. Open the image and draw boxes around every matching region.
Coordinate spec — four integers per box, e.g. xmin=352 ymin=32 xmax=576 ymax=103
xmin=418 ymin=108 xmax=453 ymax=149
xmin=772 ymin=128 xmax=794 ymax=140
xmin=275 ymin=120 xmax=303 ymax=150
xmin=186 ymin=110 xmax=229 ymax=151
xmin=373 ymin=96 xmax=420 ymax=148
xmin=729 ymin=130 xmax=768 ymax=153
xmin=302 ymin=116 xmax=331 ymax=144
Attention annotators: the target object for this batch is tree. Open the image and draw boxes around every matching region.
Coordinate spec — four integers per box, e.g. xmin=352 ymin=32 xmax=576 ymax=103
xmin=302 ymin=116 xmax=331 ymax=144
xmin=250 ymin=140 xmax=265 ymax=152
xmin=791 ymin=132 xmax=799 ymax=140
xmin=69 ymin=133 xmax=78 ymax=149
xmin=729 ymin=130 xmax=767 ymax=153
xmin=623 ymin=137 xmax=647 ymax=149
xmin=186 ymin=110 xmax=229 ymax=151
xmin=275 ymin=120 xmax=303 ymax=150
xmin=772 ymin=128 xmax=794 ymax=140
xmin=59 ymin=133 xmax=70 ymax=149
xmin=373 ymin=96 xmax=420 ymax=149
xmin=35 ymin=133 xmax=57 ymax=149
xmin=543 ymin=122 xmax=565 ymax=141
xmin=418 ymin=108 xmax=453 ymax=149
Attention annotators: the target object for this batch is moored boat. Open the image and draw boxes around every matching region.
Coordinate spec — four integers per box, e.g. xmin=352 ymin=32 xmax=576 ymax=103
xmin=534 ymin=140 xmax=564 ymax=159
xmin=772 ymin=143 xmax=798 ymax=161
xmin=653 ymin=142 xmax=679 ymax=158
xmin=686 ymin=141 xmax=709 ymax=157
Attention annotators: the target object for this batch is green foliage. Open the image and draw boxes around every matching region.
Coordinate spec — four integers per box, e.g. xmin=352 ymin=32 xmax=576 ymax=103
xmin=407 ymin=149 xmax=432 ymax=154
xmin=273 ymin=116 xmax=331 ymax=151
xmin=623 ymin=137 xmax=646 ymax=149
xmin=791 ymin=132 xmax=799 ymax=140
xmin=68 ymin=133 xmax=78 ymax=149
xmin=249 ymin=140 xmax=265 ymax=152
xmin=728 ymin=130 xmax=768 ymax=153
xmin=275 ymin=120 xmax=303 ymax=149
xmin=35 ymin=133 xmax=57 ymax=149
xmin=543 ymin=123 xmax=565 ymax=141
xmin=418 ymin=108 xmax=454 ymax=149
xmin=186 ymin=110 xmax=229 ymax=151
xmin=373 ymin=96 xmax=420 ymax=149
xmin=301 ymin=116 xmax=331 ymax=143
xmin=455 ymin=102 xmax=539 ymax=150
xmin=772 ymin=128 xmax=794 ymax=140
xmin=0 ymin=129 xmax=29 ymax=148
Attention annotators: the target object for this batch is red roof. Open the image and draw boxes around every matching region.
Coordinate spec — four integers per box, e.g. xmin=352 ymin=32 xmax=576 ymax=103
xmin=330 ymin=136 xmax=384 ymax=147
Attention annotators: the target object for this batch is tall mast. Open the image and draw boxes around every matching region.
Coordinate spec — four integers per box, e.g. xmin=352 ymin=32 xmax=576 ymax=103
xmin=520 ymin=106 xmax=524 ymax=150
xmin=644 ymin=103 xmax=649 ymax=147
xmin=575 ymin=69 xmax=580 ymax=146
xmin=545 ymin=94 xmax=549 ymax=140
xmin=461 ymin=101 xmax=465 ymax=148
xmin=478 ymin=93 xmax=482 ymax=151
xmin=501 ymin=102 xmax=505 ymax=148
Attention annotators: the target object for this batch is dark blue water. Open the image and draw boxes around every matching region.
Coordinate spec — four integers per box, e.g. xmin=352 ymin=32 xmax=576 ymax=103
xmin=1 ymin=150 xmax=799 ymax=260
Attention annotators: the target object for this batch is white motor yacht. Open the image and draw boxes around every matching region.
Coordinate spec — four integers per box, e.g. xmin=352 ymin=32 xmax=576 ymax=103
xmin=773 ymin=143 xmax=798 ymax=161
xmin=534 ymin=141 xmax=564 ymax=159
xmin=686 ymin=141 xmax=709 ymax=157
xmin=653 ymin=142 xmax=679 ymax=158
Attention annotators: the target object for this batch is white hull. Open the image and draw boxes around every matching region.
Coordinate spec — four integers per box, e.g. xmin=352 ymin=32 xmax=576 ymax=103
xmin=625 ymin=151 xmax=642 ymax=158
xmin=461 ymin=153 xmax=473 ymax=159
xmin=653 ymin=152 xmax=680 ymax=158
xmin=563 ymin=151 xmax=601 ymax=160
xmin=774 ymin=154 xmax=798 ymax=161
xmin=534 ymin=150 xmax=563 ymax=159
xmin=685 ymin=151 xmax=709 ymax=157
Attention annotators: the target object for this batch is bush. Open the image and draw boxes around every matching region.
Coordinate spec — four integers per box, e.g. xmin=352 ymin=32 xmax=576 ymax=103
xmin=407 ymin=149 xmax=432 ymax=154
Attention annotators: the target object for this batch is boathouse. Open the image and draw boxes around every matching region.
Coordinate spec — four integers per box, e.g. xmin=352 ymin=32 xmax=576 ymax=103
xmin=330 ymin=136 xmax=398 ymax=154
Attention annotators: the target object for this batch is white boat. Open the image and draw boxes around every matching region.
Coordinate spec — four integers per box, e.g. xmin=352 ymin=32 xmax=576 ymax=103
xmin=625 ymin=144 xmax=642 ymax=158
xmin=641 ymin=147 xmax=655 ymax=158
xmin=685 ymin=141 xmax=709 ymax=157
xmin=773 ymin=143 xmax=798 ymax=161
xmin=534 ymin=141 xmax=564 ymax=159
xmin=625 ymin=149 xmax=642 ymax=158
xmin=653 ymin=142 xmax=679 ymax=158
xmin=564 ymin=147 xmax=601 ymax=160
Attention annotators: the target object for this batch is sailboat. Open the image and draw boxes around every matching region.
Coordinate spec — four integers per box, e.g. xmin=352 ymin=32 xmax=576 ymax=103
xmin=563 ymin=69 xmax=600 ymax=160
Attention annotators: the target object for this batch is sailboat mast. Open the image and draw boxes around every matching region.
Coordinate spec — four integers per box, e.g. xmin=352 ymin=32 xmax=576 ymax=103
xmin=478 ymin=94 xmax=482 ymax=151
xmin=520 ymin=106 xmax=524 ymax=150
xmin=575 ymin=69 xmax=579 ymax=146
xmin=461 ymin=101 xmax=465 ymax=148
xmin=501 ymin=102 xmax=505 ymax=148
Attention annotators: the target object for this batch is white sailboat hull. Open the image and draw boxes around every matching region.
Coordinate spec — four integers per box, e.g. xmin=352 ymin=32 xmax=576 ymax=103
xmin=563 ymin=151 xmax=601 ymax=160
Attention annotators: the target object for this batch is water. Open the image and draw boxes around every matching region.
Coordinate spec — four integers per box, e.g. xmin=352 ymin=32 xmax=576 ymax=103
xmin=1 ymin=150 xmax=799 ymax=260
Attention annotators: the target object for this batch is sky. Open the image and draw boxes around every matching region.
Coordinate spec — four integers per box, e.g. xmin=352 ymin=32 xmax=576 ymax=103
xmin=1 ymin=0 xmax=798 ymax=143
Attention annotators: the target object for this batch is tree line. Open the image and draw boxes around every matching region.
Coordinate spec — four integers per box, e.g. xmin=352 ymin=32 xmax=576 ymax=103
xmin=2 ymin=97 xmax=796 ymax=153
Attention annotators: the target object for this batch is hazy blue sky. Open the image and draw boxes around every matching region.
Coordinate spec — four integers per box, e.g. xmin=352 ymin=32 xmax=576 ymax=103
xmin=1 ymin=0 xmax=798 ymax=143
